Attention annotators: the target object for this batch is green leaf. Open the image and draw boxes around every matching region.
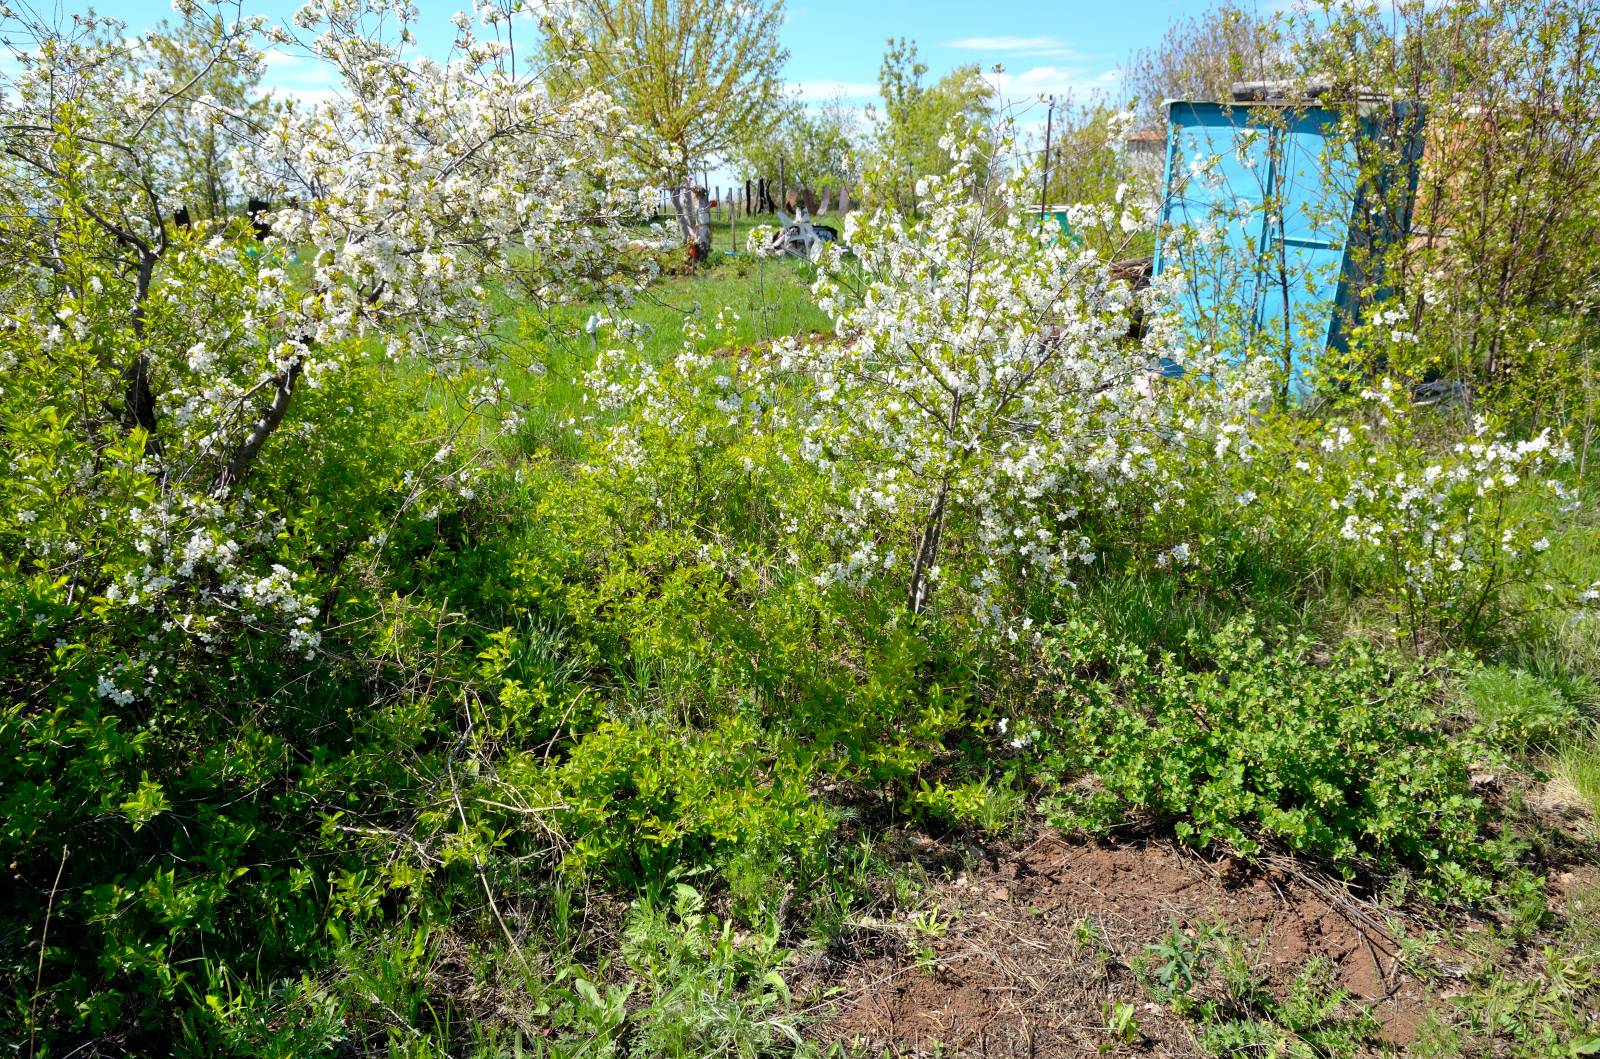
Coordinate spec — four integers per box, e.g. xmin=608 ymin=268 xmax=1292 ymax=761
xmin=119 ymin=774 xmax=170 ymax=832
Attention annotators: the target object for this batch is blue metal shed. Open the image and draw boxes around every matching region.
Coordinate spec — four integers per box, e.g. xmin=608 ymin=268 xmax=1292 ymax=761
xmin=1151 ymin=98 xmax=1420 ymax=393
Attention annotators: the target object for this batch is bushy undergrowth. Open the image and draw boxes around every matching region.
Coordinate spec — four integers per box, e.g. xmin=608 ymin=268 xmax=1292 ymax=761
xmin=10 ymin=232 xmax=1600 ymax=1053
xmin=1037 ymin=619 xmax=1511 ymax=902
xmin=6 ymin=31 xmax=1600 ymax=1054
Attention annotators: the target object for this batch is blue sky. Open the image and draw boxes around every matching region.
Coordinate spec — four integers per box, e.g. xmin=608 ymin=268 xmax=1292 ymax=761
xmin=81 ymin=0 xmax=1229 ymax=113
xmin=57 ymin=0 xmax=1231 ymax=184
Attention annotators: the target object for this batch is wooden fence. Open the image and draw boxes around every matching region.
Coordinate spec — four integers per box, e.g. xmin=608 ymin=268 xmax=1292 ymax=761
xmin=655 ymin=178 xmax=855 ymax=222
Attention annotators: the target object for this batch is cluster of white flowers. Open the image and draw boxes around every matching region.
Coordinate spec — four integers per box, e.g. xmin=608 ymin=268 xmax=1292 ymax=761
xmin=1274 ymin=381 xmax=1587 ymax=638
xmin=746 ymin=224 xmax=780 ymax=257
xmin=95 ymin=674 xmax=136 ymax=707
xmin=1332 ymin=422 xmax=1572 ymax=569
xmin=770 ymin=125 xmax=1269 ymax=620
xmin=0 ymin=0 xmax=653 ymax=663
xmin=247 ymin=6 xmax=657 ymax=371
xmin=995 ymin=716 xmax=1033 ymax=750
xmin=1370 ymin=306 xmax=1420 ymax=346
xmin=1154 ymin=541 xmax=1194 ymax=570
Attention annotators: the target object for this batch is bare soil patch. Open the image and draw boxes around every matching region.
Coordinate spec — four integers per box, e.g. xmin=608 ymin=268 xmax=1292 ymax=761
xmin=801 ymin=829 xmax=1431 ymax=1057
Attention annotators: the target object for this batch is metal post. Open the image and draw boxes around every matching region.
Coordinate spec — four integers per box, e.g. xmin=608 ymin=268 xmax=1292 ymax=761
xmin=1039 ymin=95 xmax=1055 ymax=218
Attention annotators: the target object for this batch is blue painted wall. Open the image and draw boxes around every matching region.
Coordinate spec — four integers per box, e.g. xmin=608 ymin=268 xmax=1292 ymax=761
xmin=1152 ymin=100 xmax=1420 ymax=394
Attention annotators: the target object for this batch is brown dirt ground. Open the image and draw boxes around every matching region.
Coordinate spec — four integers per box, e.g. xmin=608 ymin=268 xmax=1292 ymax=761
xmin=797 ymin=829 xmax=1435 ymax=1058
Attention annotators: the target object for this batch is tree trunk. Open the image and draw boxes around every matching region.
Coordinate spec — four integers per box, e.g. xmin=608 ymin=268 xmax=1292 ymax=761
xmin=907 ymin=477 xmax=950 ymax=615
xmin=669 ymin=184 xmax=713 ymax=263
xmin=211 ymin=363 xmax=301 ymax=496
xmin=691 ymin=186 xmax=711 ymax=259
xmin=669 ymin=186 xmax=694 ymax=244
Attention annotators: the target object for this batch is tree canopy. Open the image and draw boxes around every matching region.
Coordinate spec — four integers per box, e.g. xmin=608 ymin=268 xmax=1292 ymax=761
xmin=538 ymin=0 xmax=789 ymax=183
xmin=734 ymin=91 xmax=863 ymax=196
xmin=1123 ymin=1 xmax=1284 ymax=117
xmin=866 ymin=37 xmax=995 ymax=210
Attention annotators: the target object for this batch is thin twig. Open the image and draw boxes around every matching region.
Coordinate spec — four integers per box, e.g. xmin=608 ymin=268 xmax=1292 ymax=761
xmin=28 ymin=844 xmax=69 ymax=1059
xmin=445 ymin=716 xmax=534 ymax=979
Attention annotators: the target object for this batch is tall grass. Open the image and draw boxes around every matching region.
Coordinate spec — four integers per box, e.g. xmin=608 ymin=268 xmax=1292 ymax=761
xmin=505 ymin=255 xmax=829 ymax=461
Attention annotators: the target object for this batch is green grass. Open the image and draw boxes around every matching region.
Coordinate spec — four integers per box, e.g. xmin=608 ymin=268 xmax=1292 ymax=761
xmin=1465 ymin=665 xmax=1577 ymax=754
xmin=1555 ymin=734 xmax=1600 ymax=823
xmin=501 ymin=254 xmax=830 ymax=461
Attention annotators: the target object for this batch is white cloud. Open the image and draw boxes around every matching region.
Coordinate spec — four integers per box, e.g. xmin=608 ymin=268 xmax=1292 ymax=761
xmin=984 ymin=64 xmax=1122 ymax=106
xmin=260 ymin=49 xmax=304 ymax=70
xmin=255 ymin=44 xmax=343 ymax=106
xmin=946 ymin=35 xmax=1086 ymax=61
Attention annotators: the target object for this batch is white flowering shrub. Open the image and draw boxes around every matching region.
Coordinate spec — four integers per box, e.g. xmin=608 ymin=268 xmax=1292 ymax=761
xmin=1311 ymin=391 xmax=1586 ymax=646
xmin=1180 ymin=379 xmax=1594 ymax=647
xmin=777 ymin=128 xmax=1267 ymax=623
xmin=0 ymin=0 xmax=652 ymax=662
xmin=580 ymin=304 xmax=847 ymax=600
xmin=0 ymin=4 xmax=657 ymax=1045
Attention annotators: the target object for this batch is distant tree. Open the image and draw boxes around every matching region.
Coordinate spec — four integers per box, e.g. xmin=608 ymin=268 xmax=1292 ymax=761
xmin=539 ymin=0 xmax=788 ymax=254
xmin=146 ymin=10 xmax=269 ymax=220
xmin=1033 ymin=100 xmax=1146 ymax=255
xmin=735 ymin=91 xmax=863 ymax=202
xmin=1123 ymin=2 xmax=1285 ymax=118
xmin=867 ymin=38 xmax=995 ymax=210
xmin=1039 ymin=99 xmax=1130 ymax=206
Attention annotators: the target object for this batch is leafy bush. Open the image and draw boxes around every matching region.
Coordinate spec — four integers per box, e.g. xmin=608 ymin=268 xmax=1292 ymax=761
xmin=534 ymin=718 xmax=831 ymax=887
xmin=1040 ymin=618 xmax=1512 ymax=902
xmin=620 ymin=883 xmax=799 ymax=1059
xmin=775 ymin=124 xmax=1266 ymax=622
xmin=1169 ymin=391 xmax=1597 ymax=649
xmin=1304 ymin=0 xmax=1600 ymax=428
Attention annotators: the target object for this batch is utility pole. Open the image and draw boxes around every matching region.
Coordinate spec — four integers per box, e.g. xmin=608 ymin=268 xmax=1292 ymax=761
xmin=1039 ymin=95 xmax=1055 ymax=218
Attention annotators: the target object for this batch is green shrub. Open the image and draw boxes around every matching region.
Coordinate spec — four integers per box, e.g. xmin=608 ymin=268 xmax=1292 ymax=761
xmin=1040 ymin=618 xmax=1513 ymax=902
xmin=539 ymin=717 xmax=831 ymax=887
xmin=621 ymin=883 xmax=800 ymax=1059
